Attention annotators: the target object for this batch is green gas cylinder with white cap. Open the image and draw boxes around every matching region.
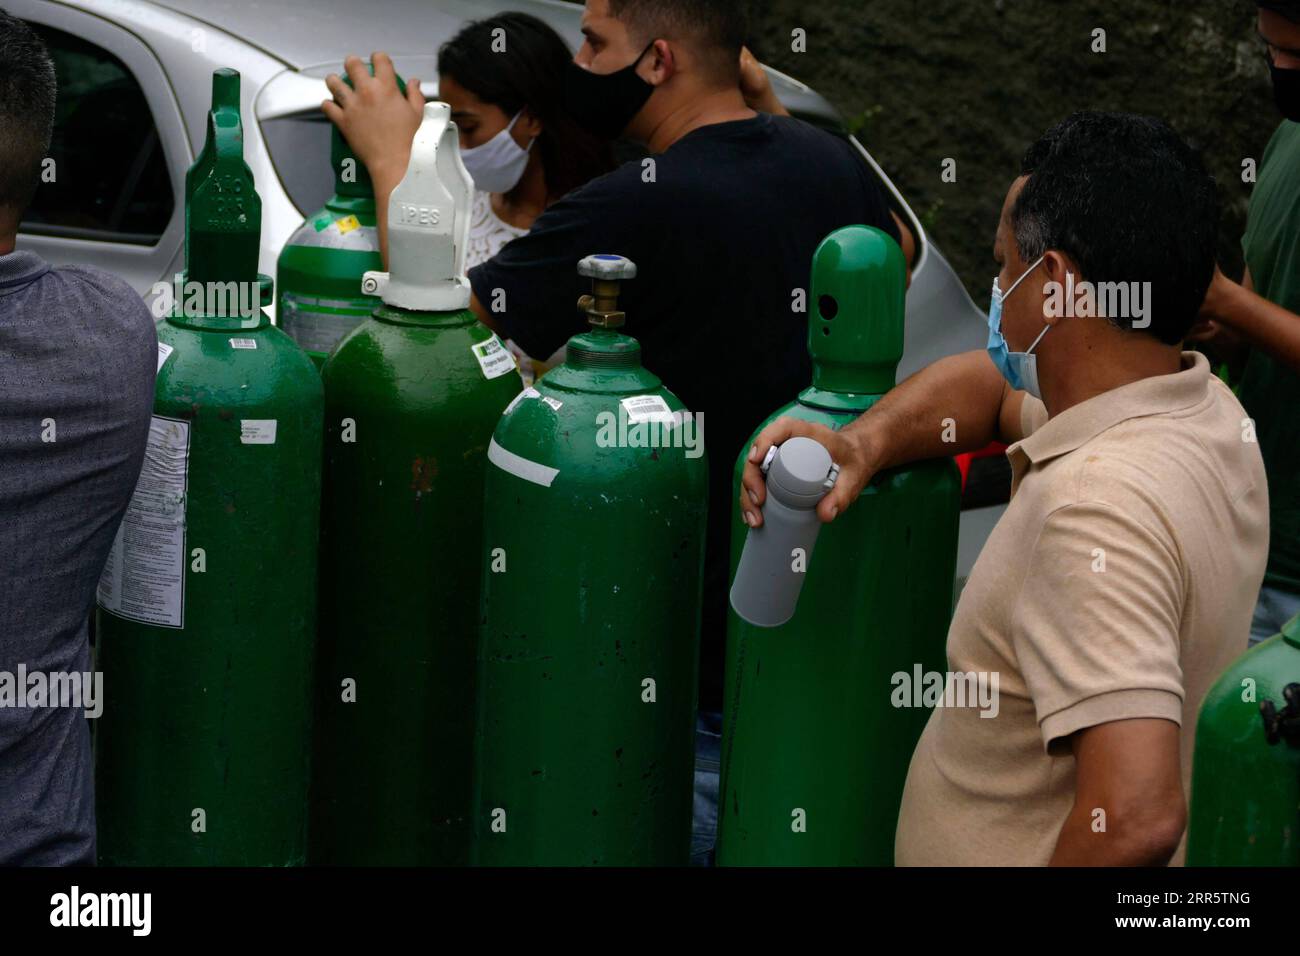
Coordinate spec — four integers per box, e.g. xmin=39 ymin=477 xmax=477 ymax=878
xmin=472 ymin=254 xmax=708 ymax=866
xmin=717 ymin=224 xmax=961 ymax=866
xmin=310 ymin=101 xmax=521 ymax=865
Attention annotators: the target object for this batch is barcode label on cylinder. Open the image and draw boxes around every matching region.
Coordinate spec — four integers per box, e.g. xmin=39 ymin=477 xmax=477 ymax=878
xmin=620 ymin=394 xmax=674 ymax=424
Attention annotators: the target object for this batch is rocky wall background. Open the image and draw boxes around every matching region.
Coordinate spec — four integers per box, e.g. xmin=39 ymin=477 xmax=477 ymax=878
xmin=747 ymin=0 xmax=1278 ymax=299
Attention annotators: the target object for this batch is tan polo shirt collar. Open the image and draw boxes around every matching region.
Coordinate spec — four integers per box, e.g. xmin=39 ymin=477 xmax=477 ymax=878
xmin=1007 ymin=350 xmax=1212 ymax=480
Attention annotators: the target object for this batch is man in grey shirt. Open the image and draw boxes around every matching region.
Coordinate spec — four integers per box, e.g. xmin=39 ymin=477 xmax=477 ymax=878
xmin=0 ymin=10 xmax=155 ymax=864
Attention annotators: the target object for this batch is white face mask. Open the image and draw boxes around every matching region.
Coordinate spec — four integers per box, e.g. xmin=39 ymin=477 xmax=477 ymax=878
xmin=460 ymin=111 xmax=533 ymax=194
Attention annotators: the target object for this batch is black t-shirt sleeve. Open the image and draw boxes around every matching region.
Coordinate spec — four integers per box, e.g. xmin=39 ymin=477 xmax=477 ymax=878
xmin=469 ymin=174 xmax=629 ymax=359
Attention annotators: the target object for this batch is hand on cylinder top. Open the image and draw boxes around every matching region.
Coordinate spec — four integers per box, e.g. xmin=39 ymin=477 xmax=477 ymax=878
xmin=321 ymin=53 xmax=424 ymax=187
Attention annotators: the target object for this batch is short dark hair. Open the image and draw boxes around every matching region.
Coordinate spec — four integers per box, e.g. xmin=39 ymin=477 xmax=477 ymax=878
xmin=609 ymin=0 xmax=747 ymax=83
xmin=1011 ymin=111 xmax=1219 ymax=346
xmin=0 ymin=8 xmax=56 ymax=216
xmin=1258 ymin=2 xmax=1300 ymax=24
xmin=438 ymin=12 xmax=613 ymax=200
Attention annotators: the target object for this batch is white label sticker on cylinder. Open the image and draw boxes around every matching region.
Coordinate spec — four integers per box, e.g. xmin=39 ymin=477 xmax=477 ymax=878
xmin=156 ymin=341 xmax=174 ymax=372
xmin=240 ymin=419 xmax=277 ymax=444
xmin=620 ymin=394 xmax=674 ymax=424
xmin=471 ymin=336 xmax=517 ymax=380
xmin=97 ymin=414 xmax=189 ymax=629
xmin=229 ymin=338 xmax=258 ymax=350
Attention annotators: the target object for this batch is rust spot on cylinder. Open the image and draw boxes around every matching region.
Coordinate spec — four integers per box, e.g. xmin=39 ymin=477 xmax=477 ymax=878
xmin=410 ymin=456 xmax=438 ymax=494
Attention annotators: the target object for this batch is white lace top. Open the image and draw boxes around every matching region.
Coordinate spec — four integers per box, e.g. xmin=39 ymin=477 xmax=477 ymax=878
xmin=465 ymin=189 xmax=529 ymax=270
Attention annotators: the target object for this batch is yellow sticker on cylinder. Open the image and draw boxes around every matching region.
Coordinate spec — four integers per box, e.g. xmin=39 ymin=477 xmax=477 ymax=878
xmin=335 ymin=215 xmax=361 ymax=235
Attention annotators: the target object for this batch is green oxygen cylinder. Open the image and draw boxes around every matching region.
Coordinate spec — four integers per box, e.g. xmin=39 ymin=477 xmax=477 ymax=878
xmin=311 ymin=102 xmax=521 ymax=865
xmin=716 ymin=225 xmax=961 ymax=866
xmin=1187 ymin=613 xmax=1300 ymax=865
xmin=276 ymin=67 xmax=405 ymax=370
xmin=94 ymin=68 xmax=323 ymax=866
xmin=473 ymin=255 xmax=708 ymax=866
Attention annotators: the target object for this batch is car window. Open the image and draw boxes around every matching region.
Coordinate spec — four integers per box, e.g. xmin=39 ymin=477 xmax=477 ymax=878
xmin=260 ymin=112 xmax=335 ymax=218
xmin=20 ymin=24 xmax=173 ymax=245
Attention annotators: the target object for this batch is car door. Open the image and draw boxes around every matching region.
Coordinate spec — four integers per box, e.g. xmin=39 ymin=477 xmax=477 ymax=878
xmin=11 ymin=0 xmax=189 ymax=295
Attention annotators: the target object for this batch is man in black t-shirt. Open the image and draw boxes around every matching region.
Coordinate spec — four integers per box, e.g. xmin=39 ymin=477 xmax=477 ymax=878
xmin=327 ymin=0 xmax=909 ymax=864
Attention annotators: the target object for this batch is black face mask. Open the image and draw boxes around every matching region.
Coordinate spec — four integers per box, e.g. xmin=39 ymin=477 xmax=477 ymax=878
xmin=564 ymin=41 xmax=657 ymax=140
xmin=1271 ymin=61 xmax=1300 ymax=122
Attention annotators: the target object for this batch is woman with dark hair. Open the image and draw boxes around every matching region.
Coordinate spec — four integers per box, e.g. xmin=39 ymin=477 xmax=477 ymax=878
xmin=440 ymin=12 xmax=614 ymax=271
xmin=438 ymin=14 xmax=614 ymax=380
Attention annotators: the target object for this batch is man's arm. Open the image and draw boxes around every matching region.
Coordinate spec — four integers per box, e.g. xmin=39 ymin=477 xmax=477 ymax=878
xmin=1050 ymin=719 xmax=1186 ymax=865
xmin=469 ymin=291 xmax=503 ymax=335
xmin=741 ymin=349 xmax=1025 ymax=525
xmin=739 ymin=47 xmax=790 ymax=117
xmin=1200 ymin=264 xmax=1300 ymax=372
xmin=891 ymin=212 xmax=916 ymax=282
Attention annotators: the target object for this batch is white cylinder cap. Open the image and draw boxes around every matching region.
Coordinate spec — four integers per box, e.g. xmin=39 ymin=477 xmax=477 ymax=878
xmin=362 ymin=101 xmax=473 ymax=311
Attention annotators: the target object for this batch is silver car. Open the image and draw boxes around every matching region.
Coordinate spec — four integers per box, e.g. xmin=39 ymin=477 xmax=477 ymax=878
xmin=10 ymin=0 xmax=1002 ymax=582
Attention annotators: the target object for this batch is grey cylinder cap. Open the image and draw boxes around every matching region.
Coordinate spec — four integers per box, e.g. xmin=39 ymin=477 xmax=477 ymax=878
xmin=766 ymin=436 xmax=836 ymax=503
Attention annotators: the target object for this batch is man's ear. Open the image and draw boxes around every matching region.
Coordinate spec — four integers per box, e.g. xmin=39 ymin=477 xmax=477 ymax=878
xmin=1040 ymin=250 xmax=1083 ymax=327
xmin=1041 ymin=250 xmax=1075 ymax=285
xmin=644 ymin=38 xmax=675 ymax=85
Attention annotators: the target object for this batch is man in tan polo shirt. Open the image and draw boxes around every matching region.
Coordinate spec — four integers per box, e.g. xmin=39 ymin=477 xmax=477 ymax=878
xmin=740 ymin=111 xmax=1269 ymax=866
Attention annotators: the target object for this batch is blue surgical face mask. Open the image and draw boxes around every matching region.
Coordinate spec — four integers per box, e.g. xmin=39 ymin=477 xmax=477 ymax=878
xmin=986 ymin=255 xmax=1049 ymax=398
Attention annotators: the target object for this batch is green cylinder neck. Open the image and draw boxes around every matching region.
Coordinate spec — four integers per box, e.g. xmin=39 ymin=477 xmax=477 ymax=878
xmin=167 ymin=309 xmax=270 ymax=333
xmin=331 ymin=129 xmax=375 ymax=201
xmin=324 ymin=192 xmax=376 ymax=217
xmin=565 ymin=328 xmax=643 ymax=370
xmin=371 ymin=303 xmax=476 ymax=328
xmin=797 ymin=386 xmax=884 ymax=416
xmin=808 ymin=225 xmax=906 ymax=397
